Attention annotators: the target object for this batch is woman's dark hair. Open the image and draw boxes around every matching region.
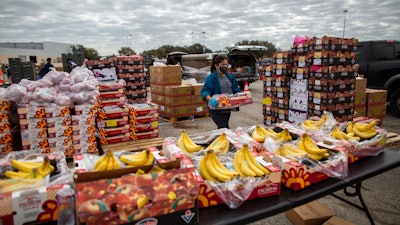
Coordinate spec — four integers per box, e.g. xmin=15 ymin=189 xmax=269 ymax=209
xmin=211 ymin=55 xmax=228 ymax=72
xmin=166 ymin=56 xmax=176 ymax=65
xmin=47 ymin=58 xmax=51 ymax=62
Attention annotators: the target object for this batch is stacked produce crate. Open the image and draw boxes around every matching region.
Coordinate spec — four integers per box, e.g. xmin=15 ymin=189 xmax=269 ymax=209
xmin=128 ymin=103 xmax=159 ymax=140
xmin=116 ymin=55 xmax=148 ymax=104
xmin=73 ymin=105 xmax=99 ymax=153
xmin=97 ymin=81 xmax=130 ymax=145
xmin=0 ymin=100 xmax=12 ymax=154
xmin=46 ymin=105 xmax=75 ymax=156
xmin=263 ymin=51 xmax=292 ymax=125
xmin=289 ymin=36 xmax=358 ymax=122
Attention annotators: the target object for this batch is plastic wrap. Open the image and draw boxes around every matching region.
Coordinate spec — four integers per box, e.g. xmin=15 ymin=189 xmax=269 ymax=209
xmin=5 ymin=84 xmax=27 ymax=102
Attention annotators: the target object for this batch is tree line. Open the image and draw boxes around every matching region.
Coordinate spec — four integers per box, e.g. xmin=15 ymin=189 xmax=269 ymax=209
xmin=75 ymin=40 xmax=279 ymax=61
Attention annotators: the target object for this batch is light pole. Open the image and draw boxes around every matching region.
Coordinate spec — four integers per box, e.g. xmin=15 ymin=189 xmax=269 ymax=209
xmin=202 ymin=31 xmax=206 ymax=53
xmin=342 ymin=9 xmax=348 ymax=38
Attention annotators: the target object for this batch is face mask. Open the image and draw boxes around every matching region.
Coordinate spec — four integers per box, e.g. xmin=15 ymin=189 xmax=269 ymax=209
xmin=219 ymin=66 xmax=228 ymax=74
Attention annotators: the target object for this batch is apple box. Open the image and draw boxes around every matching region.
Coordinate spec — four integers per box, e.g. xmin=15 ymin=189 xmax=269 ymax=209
xmin=74 ymin=160 xmax=199 ymax=225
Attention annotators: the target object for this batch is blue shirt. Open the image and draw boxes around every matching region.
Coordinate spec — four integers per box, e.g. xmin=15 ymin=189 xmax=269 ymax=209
xmin=201 ymin=70 xmax=240 ymax=101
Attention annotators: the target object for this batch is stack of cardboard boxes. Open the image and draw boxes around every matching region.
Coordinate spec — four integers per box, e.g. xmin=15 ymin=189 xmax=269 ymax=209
xmin=150 ymin=65 xmax=207 ymax=120
xmin=263 ymin=51 xmax=292 ymax=125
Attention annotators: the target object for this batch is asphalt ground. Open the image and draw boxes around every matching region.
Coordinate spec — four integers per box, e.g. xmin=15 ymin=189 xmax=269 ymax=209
xmin=155 ymin=80 xmax=400 ymax=225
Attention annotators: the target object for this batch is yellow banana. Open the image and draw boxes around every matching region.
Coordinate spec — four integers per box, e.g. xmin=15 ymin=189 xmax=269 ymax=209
xmin=251 ymin=125 xmax=268 ymax=142
xmin=352 ymin=125 xmax=377 ymax=139
xmin=36 ymin=157 xmax=55 ymax=177
xmin=307 ymin=153 xmax=324 ymax=161
xmin=242 ymin=145 xmax=270 ymax=176
xmin=206 ymin=133 xmax=230 ymax=155
xmin=205 ymin=151 xmax=233 ymax=182
xmin=353 ymin=121 xmax=377 ymax=132
xmin=10 ymin=160 xmax=42 ymax=172
xmin=299 ymin=133 xmax=328 ymax=156
xmin=143 ymin=152 xmax=154 ymax=166
xmin=106 ymin=152 xmax=114 ymax=170
xmin=208 ymin=150 xmax=237 ymax=178
xmin=95 ymin=156 xmax=109 ymax=171
xmin=233 ymin=147 xmax=256 ymax=177
xmin=177 ymin=130 xmax=202 ymax=153
xmin=120 ymin=150 xmax=150 ymax=167
xmin=276 ymin=128 xmax=292 ymax=142
xmin=346 ymin=121 xmax=353 ymax=133
xmin=199 ymin=153 xmax=218 ymax=182
xmin=301 ymin=114 xmax=327 ymax=130
xmin=281 ymin=144 xmax=308 ymax=157
xmin=4 ymin=168 xmax=43 ymax=179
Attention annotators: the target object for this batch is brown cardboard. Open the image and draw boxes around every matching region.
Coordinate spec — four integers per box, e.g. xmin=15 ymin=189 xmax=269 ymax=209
xmin=164 ymin=85 xmax=192 ymax=96
xmin=366 ymin=88 xmax=387 ymax=105
xmin=355 ymin=77 xmax=367 ymax=93
xmin=367 ymin=103 xmax=386 ymax=117
xmin=355 ymin=106 xmax=366 ymax=117
xmin=285 ymin=201 xmax=335 ymax=225
xmin=190 ymin=84 xmax=203 ymax=95
xmin=150 ymin=65 xmax=182 ymax=85
xmin=164 ymin=95 xmax=192 ymax=106
xmin=322 ymin=216 xmax=355 ymax=225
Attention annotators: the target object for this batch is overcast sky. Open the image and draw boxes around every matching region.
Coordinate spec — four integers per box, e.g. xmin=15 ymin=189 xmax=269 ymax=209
xmin=0 ymin=0 xmax=399 ymax=56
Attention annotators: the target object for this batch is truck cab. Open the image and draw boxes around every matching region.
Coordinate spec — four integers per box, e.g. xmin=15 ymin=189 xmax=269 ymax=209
xmin=356 ymin=40 xmax=400 ymax=117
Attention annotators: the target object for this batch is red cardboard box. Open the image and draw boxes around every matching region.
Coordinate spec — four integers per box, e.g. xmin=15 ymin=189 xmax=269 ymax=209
xmin=74 ymin=161 xmax=199 ymax=225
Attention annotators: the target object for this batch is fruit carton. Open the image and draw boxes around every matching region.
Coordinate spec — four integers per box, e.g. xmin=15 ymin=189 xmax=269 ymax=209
xmin=269 ymin=143 xmax=348 ymax=191
xmin=0 ymin=184 xmax=65 ymax=225
xmin=209 ymin=92 xmax=253 ymax=110
xmin=74 ymin=160 xmax=199 ymax=225
xmin=180 ymin=155 xmax=281 ymax=208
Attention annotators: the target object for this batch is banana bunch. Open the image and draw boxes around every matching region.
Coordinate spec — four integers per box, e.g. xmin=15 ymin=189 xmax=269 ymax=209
xmin=298 ymin=133 xmax=330 ymax=161
xmin=119 ymin=149 xmax=154 ymax=168
xmin=330 ymin=125 xmax=360 ymax=141
xmin=275 ymin=144 xmax=308 ymax=160
xmin=199 ymin=149 xmax=237 ymax=182
xmin=301 ymin=114 xmax=328 ymax=130
xmin=5 ymin=157 xmax=55 ymax=179
xmin=251 ymin=125 xmax=270 ymax=142
xmin=177 ymin=130 xmax=203 ymax=153
xmin=266 ymin=128 xmax=292 ymax=142
xmin=347 ymin=121 xmax=377 ymax=140
xmin=233 ymin=144 xmax=270 ymax=177
xmin=94 ymin=151 xmax=121 ymax=171
xmin=205 ymin=133 xmax=230 ymax=155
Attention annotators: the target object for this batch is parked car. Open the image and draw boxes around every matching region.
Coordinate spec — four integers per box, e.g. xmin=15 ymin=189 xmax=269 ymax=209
xmin=356 ymin=40 xmax=400 ymax=117
xmin=170 ymin=45 xmax=267 ymax=89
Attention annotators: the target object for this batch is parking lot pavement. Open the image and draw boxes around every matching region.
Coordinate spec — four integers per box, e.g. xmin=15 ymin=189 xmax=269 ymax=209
xmin=157 ymin=80 xmax=400 ymax=225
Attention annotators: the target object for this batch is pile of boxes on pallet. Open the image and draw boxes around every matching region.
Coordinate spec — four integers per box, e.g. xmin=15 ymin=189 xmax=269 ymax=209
xmin=116 ymin=56 xmax=148 ymax=103
xmin=17 ymin=104 xmax=98 ymax=156
xmin=263 ymin=51 xmax=292 ymax=125
xmin=8 ymin=58 xmax=36 ymax=84
xmin=261 ymin=36 xmax=362 ymax=125
xmin=150 ymin=65 xmax=207 ymax=120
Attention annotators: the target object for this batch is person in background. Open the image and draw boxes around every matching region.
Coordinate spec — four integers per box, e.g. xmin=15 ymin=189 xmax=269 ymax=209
xmin=201 ymin=55 xmax=240 ymax=129
xmin=66 ymin=58 xmax=76 ymax=73
xmin=38 ymin=58 xmax=54 ymax=79
xmin=166 ymin=55 xmax=177 ymax=65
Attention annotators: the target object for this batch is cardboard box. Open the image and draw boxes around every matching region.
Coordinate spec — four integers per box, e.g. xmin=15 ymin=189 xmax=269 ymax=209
xmin=190 ymin=84 xmax=203 ymax=95
xmin=355 ymin=77 xmax=367 ymax=93
xmin=74 ymin=161 xmax=199 ymax=225
xmin=164 ymin=95 xmax=192 ymax=106
xmin=164 ymin=85 xmax=192 ymax=96
xmin=0 ymin=184 xmax=64 ymax=225
xmin=150 ymin=65 xmax=182 ymax=85
xmin=366 ymin=88 xmax=387 ymax=105
xmin=285 ymin=200 xmax=335 ymax=225
xmin=322 ymin=216 xmax=355 ymax=225
xmin=367 ymin=103 xmax=386 ymax=117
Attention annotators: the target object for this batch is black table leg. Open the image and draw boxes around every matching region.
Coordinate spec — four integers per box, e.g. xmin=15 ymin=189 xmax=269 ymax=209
xmin=330 ymin=182 xmax=375 ymax=225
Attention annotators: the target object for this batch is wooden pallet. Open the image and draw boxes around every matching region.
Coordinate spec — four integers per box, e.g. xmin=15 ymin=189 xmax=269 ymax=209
xmin=386 ymin=132 xmax=400 ymax=149
xmin=101 ymin=137 xmax=164 ymax=152
xmin=159 ymin=113 xmax=209 ymax=123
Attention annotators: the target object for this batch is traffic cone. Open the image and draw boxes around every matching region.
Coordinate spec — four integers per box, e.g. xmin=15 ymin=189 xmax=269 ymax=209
xmin=244 ymin=81 xmax=249 ymax=92
xmin=261 ymin=75 xmax=265 ymax=81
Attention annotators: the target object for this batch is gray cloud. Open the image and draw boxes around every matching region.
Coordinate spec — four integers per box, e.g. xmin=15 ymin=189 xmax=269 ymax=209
xmin=1 ymin=0 xmax=399 ymax=56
